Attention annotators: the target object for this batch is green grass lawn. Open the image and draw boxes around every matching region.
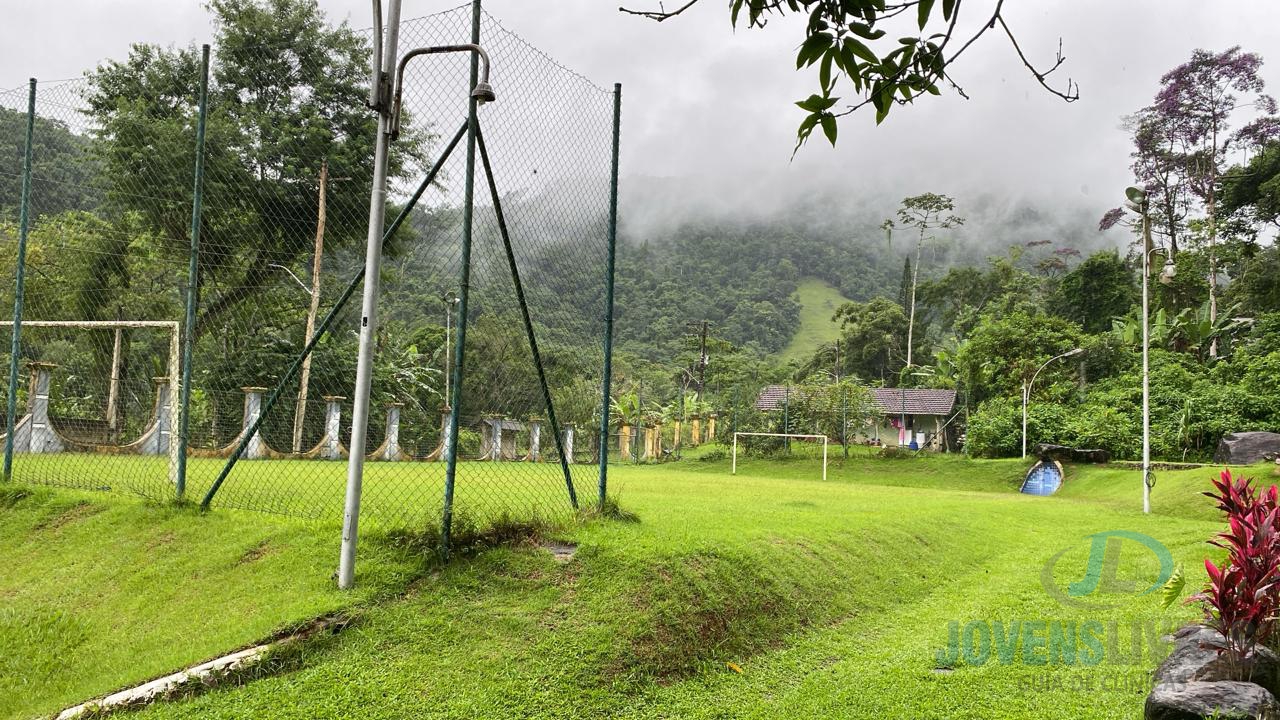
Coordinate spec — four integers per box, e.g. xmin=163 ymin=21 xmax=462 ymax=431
xmin=9 ymin=453 xmax=591 ymax=529
xmin=776 ymin=278 xmax=850 ymax=365
xmin=3 ymin=454 xmax=1269 ymax=719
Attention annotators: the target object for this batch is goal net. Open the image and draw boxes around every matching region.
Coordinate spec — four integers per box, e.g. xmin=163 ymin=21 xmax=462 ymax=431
xmin=731 ymin=432 xmax=829 ymax=481
xmin=1 ymin=320 xmax=181 ymax=495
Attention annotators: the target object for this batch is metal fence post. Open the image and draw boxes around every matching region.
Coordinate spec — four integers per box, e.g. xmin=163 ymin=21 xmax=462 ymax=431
xmin=3 ymin=79 xmax=36 ymax=482
xmin=597 ymin=82 xmax=621 ymax=507
xmin=176 ymin=45 xmax=210 ymax=500
xmin=441 ymin=0 xmax=483 ymax=555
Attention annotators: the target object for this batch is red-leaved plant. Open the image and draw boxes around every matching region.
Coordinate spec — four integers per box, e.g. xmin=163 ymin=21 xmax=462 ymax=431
xmin=1192 ymin=470 xmax=1280 ymax=680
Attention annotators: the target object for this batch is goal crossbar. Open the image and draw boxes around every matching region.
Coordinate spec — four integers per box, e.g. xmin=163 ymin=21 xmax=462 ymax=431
xmin=731 ymin=432 xmax=829 ymax=481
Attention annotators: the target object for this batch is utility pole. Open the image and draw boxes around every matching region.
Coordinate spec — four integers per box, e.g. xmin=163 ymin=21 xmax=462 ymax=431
xmin=292 ymin=160 xmax=328 ymax=454
xmin=687 ymin=321 xmax=709 ymax=395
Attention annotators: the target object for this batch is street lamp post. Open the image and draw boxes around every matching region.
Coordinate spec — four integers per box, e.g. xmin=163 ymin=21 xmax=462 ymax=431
xmin=1141 ymin=227 xmax=1177 ymax=515
xmin=1022 ymin=347 xmax=1084 ymax=460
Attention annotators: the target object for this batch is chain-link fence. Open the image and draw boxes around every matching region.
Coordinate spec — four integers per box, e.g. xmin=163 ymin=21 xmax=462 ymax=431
xmin=0 ymin=1 xmax=620 ymax=539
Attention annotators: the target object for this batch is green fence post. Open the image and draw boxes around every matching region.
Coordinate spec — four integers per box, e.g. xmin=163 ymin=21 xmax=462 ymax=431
xmin=176 ymin=45 xmax=210 ymax=500
xmin=441 ymin=0 xmax=483 ymax=554
xmin=597 ymin=82 xmax=621 ymax=507
xmin=3 ymin=78 xmax=36 ymax=482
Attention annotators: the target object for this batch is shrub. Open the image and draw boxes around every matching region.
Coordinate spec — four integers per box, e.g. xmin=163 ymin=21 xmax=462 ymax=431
xmin=1192 ymin=470 xmax=1280 ymax=680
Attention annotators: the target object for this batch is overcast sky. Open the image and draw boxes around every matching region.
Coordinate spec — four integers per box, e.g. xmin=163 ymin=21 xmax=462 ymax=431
xmin=3 ymin=1 xmax=1279 ymax=238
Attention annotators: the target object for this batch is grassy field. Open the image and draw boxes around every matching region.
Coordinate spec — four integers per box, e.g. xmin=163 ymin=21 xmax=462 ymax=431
xmin=4 ymin=455 xmax=1272 ymax=719
xmin=776 ymin=278 xmax=850 ymax=365
xmin=9 ymin=453 xmax=592 ymax=529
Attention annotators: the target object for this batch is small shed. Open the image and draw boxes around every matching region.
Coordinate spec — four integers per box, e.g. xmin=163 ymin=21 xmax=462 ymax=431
xmin=866 ymin=388 xmax=957 ymax=450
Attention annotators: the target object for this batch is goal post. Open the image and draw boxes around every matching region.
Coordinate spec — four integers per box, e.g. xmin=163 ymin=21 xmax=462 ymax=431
xmin=0 ymin=320 xmax=182 ymax=486
xmin=732 ymin=431 xmax=829 ymax=481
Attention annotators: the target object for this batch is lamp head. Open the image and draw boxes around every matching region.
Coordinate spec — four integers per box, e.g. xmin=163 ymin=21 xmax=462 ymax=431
xmin=471 ymin=81 xmax=495 ymax=104
xmin=1159 ymin=259 xmax=1177 ymax=285
xmin=1065 ymin=348 xmax=1084 ymax=358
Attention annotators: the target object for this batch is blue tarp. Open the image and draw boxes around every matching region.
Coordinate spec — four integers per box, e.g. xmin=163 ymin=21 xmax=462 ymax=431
xmin=1020 ymin=462 xmax=1063 ymax=495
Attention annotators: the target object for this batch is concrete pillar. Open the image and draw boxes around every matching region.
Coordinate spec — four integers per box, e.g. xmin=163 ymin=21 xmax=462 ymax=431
xmin=317 ymin=395 xmax=345 ymax=460
xmin=707 ymin=413 xmax=717 ymax=442
xmin=439 ymin=407 xmax=452 ymax=462
xmin=673 ymin=420 xmax=682 ymax=453
xmin=21 ymin=362 xmax=63 ymax=454
xmin=241 ymin=386 xmax=267 ymax=459
xmin=139 ymin=377 xmax=172 ymax=455
xmin=380 ymin=402 xmax=403 ymax=460
xmin=528 ymin=419 xmax=542 ymax=462
xmin=562 ymin=425 xmax=575 ymax=464
xmin=618 ymin=423 xmax=631 ymax=459
xmin=481 ymin=417 xmax=500 ymax=461
xmin=690 ymin=414 xmax=702 ymax=446
xmin=640 ymin=426 xmax=654 ymax=461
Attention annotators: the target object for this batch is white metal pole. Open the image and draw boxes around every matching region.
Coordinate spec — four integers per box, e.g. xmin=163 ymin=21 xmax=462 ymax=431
xmin=822 ymin=436 xmax=828 ymax=482
xmin=339 ymin=0 xmax=402 ymax=591
xmin=732 ymin=432 xmax=737 ymax=475
xmin=1021 ymin=383 xmax=1028 ymax=460
xmin=1142 ymin=228 xmax=1152 ymax=515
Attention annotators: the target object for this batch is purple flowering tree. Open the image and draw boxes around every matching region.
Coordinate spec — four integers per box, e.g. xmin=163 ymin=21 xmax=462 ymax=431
xmin=1108 ymin=47 xmax=1278 ymax=357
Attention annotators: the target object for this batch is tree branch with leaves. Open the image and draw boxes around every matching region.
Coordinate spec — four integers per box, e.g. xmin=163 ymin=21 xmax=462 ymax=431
xmin=619 ymin=0 xmax=1078 ymax=150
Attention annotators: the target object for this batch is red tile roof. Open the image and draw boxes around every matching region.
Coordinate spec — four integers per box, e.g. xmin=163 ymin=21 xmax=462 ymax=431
xmin=871 ymin=388 xmax=956 ymax=416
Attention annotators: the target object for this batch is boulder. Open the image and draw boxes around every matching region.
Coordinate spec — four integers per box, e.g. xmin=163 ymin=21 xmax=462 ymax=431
xmin=1034 ymin=443 xmax=1111 ymax=464
xmin=1145 ymin=681 xmax=1277 ymax=720
xmin=1214 ymin=432 xmax=1280 ymax=465
xmin=1154 ymin=626 xmax=1280 ymax=695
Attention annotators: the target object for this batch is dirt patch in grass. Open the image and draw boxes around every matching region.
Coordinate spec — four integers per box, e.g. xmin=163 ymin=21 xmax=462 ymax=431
xmin=237 ymin=540 xmax=276 ymax=565
xmin=32 ymin=501 xmax=104 ymax=532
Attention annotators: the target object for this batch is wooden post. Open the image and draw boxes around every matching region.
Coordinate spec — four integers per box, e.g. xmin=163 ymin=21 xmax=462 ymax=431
xmin=292 ymin=160 xmax=328 ymax=453
xmin=106 ymin=325 xmax=123 ymax=443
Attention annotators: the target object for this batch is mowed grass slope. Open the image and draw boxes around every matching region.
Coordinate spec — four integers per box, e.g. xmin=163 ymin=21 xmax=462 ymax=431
xmin=30 ymin=457 xmax=1215 ymax=720
xmin=776 ymin=278 xmax=850 ymax=365
xmin=0 ymin=486 xmax=424 ymax=720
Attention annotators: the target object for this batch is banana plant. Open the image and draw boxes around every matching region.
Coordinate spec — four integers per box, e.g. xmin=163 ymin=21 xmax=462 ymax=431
xmin=609 ymin=391 xmax=641 ymax=429
xmin=1170 ymin=301 xmax=1246 ymax=357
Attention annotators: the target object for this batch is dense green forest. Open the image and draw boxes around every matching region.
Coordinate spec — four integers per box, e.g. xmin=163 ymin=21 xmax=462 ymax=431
xmin=1 ymin=3 xmax=1279 ymax=464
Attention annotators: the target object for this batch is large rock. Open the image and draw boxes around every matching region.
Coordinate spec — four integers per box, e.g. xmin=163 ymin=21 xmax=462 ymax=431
xmin=1034 ymin=443 xmax=1111 ymax=464
xmin=1154 ymin=626 xmax=1280 ymax=695
xmin=1215 ymin=432 xmax=1280 ymax=465
xmin=1145 ymin=681 xmax=1277 ymax=720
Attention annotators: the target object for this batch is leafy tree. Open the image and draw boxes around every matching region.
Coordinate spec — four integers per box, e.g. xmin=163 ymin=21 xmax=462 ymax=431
xmin=83 ymin=0 xmax=427 ymax=339
xmin=1146 ymin=47 xmax=1278 ymax=356
xmin=1122 ymin=106 xmax=1191 ymax=255
xmin=1054 ymin=251 xmax=1137 ymax=333
xmin=0 ymin=109 xmax=99 ymax=218
xmin=885 ymin=192 xmax=963 ymax=366
xmin=830 ymin=297 xmax=911 ymax=383
xmin=788 ymin=375 xmax=876 ymax=447
xmin=619 ymin=0 xmax=1078 ymax=146
xmin=1221 ymin=140 xmax=1280 ymax=231
xmin=954 ymin=309 xmax=1082 ymax=408
xmin=918 ymin=255 xmax=1036 ymax=339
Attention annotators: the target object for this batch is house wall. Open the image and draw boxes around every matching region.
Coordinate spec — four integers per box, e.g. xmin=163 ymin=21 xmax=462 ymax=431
xmin=857 ymin=414 xmax=946 ymax=450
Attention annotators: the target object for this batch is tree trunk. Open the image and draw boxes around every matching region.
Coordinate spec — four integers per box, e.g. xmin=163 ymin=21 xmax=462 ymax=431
xmin=292 ymin=161 xmax=327 ymax=453
xmin=905 ymin=229 xmax=923 ymax=368
xmin=1208 ymin=125 xmax=1219 ymax=359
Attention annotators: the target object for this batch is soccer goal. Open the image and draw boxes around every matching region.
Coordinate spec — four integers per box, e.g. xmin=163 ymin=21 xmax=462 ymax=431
xmin=731 ymin=432 xmax=829 ymax=481
xmin=0 ymin=320 xmax=182 ymax=487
